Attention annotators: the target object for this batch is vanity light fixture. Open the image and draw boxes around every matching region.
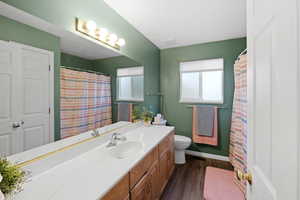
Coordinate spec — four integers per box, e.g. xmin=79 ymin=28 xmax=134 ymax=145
xmin=75 ymin=18 xmax=126 ymax=50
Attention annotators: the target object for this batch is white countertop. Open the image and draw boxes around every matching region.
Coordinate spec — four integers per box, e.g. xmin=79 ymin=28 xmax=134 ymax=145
xmin=12 ymin=122 xmax=174 ymax=200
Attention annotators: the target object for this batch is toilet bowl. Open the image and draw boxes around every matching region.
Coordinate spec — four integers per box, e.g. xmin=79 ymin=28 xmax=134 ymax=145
xmin=174 ymin=135 xmax=192 ymax=164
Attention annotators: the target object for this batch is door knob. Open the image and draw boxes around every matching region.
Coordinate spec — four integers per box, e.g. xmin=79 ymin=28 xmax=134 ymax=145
xmin=236 ymin=169 xmax=253 ymax=185
xmin=12 ymin=121 xmax=24 ymax=128
xmin=12 ymin=122 xmax=20 ymax=128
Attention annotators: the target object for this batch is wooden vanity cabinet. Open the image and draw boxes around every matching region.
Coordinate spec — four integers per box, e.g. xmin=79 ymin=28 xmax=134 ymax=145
xmin=101 ymin=131 xmax=175 ymax=200
xmin=102 ymin=174 xmax=130 ymax=200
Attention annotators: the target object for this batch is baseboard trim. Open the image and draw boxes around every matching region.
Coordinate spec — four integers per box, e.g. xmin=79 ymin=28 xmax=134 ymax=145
xmin=185 ymin=150 xmax=230 ymax=162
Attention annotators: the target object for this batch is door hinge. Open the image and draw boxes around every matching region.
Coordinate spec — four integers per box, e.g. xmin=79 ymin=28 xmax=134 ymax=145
xmin=49 ymin=65 xmax=51 ymax=71
xmin=48 ymin=108 xmax=51 ymax=114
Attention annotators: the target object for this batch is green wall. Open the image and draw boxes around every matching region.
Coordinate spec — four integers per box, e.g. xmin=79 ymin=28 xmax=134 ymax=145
xmin=160 ymin=38 xmax=246 ymax=156
xmin=1 ymin=0 xmax=161 ymax=139
xmin=61 ymin=53 xmax=94 ymax=69
xmin=0 ymin=15 xmax=62 ymax=141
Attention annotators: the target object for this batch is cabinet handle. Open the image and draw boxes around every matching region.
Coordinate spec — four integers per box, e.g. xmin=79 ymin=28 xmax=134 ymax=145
xmin=146 ymin=182 xmax=151 ymax=193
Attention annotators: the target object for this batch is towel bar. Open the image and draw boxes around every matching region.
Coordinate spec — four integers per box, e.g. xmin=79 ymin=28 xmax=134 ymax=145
xmin=113 ymin=102 xmax=141 ymax=105
xmin=186 ymin=105 xmax=228 ymax=109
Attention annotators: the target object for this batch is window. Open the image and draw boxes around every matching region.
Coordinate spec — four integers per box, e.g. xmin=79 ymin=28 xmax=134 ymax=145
xmin=117 ymin=66 xmax=144 ymax=101
xmin=180 ymin=58 xmax=224 ymax=103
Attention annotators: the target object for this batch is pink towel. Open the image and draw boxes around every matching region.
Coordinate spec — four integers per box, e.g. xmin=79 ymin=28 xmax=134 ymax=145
xmin=204 ymin=167 xmax=245 ymax=200
xmin=192 ymin=106 xmax=218 ymax=146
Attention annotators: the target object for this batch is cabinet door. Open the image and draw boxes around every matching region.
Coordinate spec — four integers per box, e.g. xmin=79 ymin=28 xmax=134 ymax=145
xmin=168 ymin=132 xmax=175 ymax=177
xmin=170 ymin=148 xmax=175 ymax=173
xmin=130 ymin=148 xmax=155 ymax=189
xmin=167 ymin=148 xmax=175 ymax=179
xmin=149 ymin=161 xmax=160 ymax=200
xmin=123 ymin=195 xmax=129 ymax=200
xmin=166 ymin=150 xmax=172 ymax=179
xmin=131 ymin=173 xmax=152 ymax=200
xmin=102 ymin=174 xmax=129 ymax=200
xmin=158 ymin=136 xmax=170 ymax=155
xmin=159 ymin=151 xmax=169 ymax=193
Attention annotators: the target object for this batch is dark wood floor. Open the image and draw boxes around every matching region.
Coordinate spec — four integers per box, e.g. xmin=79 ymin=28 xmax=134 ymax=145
xmin=160 ymin=156 xmax=233 ymax=200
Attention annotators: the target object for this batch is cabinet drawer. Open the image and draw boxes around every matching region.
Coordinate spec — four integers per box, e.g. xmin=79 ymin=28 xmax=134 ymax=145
xmin=102 ymin=173 xmax=129 ymax=200
xmin=130 ymin=147 xmax=157 ymax=189
xmin=159 ymin=134 xmax=172 ymax=155
xmin=131 ymin=172 xmax=151 ymax=200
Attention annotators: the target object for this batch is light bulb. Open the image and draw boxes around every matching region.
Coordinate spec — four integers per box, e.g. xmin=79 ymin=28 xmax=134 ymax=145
xmin=86 ymin=20 xmax=97 ymax=32
xmin=109 ymin=33 xmax=118 ymax=42
xmin=117 ymin=38 xmax=126 ymax=46
xmin=99 ymin=28 xmax=108 ymax=37
xmin=99 ymin=28 xmax=108 ymax=41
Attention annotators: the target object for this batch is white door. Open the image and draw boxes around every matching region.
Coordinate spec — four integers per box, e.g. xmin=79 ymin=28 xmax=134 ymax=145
xmin=0 ymin=41 xmax=18 ymax=156
xmin=0 ymin=41 xmax=54 ymax=156
xmin=247 ymin=0 xmax=299 ymax=199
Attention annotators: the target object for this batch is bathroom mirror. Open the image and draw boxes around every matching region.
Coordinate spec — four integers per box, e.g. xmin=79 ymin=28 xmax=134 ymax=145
xmin=0 ymin=5 xmax=142 ymax=158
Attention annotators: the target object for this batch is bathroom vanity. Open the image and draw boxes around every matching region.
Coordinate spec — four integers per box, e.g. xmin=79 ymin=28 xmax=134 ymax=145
xmin=9 ymin=122 xmax=175 ymax=200
xmin=102 ymin=130 xmax=174 ymax=200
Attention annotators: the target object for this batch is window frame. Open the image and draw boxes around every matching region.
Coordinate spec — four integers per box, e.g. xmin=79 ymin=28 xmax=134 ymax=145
xmin=116 ymin=66 xmax=144 ymax=102
xmin=179 ymin=58 xmax=224 ymax=104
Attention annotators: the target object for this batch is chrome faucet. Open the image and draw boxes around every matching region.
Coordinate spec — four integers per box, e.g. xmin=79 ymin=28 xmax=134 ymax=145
xmin=106 ymin=133 xmax=126 ymax=147
xmin=91 ymin=129 xmax=100 ymax=137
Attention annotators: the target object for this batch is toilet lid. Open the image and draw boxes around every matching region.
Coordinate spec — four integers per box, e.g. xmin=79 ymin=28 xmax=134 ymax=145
xmin=175 ymin=135 xmax=191 ymax=143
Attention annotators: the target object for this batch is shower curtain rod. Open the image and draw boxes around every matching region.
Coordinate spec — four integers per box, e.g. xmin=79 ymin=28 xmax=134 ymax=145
xmin=61 ymin=66 xmax=110 ymax=76
xmin=237 ymin=48 xmax=247 ymax=60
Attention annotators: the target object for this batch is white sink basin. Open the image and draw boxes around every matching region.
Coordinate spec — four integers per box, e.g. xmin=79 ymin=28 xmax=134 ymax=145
xmin=109 ymin=141 xmax=143 ymax=159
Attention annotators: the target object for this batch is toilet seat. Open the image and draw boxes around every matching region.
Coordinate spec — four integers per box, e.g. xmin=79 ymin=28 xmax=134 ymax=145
xmin=175 ymin=135 xmax=191 ymax=144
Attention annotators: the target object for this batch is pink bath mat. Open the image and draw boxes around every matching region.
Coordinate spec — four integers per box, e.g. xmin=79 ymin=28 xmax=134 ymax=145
xmin=204 ymin=167 xmax=245 ymax=200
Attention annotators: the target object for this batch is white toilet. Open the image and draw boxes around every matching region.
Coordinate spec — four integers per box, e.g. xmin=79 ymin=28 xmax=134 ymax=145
xmin=174 ymin=135 xmax=192 ymax=164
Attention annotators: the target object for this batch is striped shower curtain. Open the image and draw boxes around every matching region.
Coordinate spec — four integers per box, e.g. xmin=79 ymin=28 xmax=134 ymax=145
xmin=229 ymin=54 xmax=247 ymax=194
xmin=60 ymin=68 xmax=112 ymax=139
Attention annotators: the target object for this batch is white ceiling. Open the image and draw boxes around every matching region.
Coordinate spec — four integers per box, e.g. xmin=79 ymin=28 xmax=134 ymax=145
xmin=104 ymin=0 xmax=246 ymax=49
xmin=0 ymin=2 xmax=121 ymax=60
